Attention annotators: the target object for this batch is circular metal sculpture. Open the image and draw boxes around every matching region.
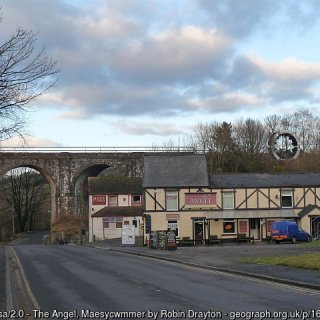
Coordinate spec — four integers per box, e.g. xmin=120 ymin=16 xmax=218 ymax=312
xmin=268 ymin=131 xmax=300 ymax=160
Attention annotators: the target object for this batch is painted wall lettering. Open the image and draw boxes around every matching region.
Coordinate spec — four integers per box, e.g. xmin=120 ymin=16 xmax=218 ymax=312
xmin=185 ymin=193 xmax=216 ymax=205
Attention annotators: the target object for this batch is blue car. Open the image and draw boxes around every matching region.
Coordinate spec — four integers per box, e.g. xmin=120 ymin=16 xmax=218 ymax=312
xmin=271 ymin=221 xmax=311 ymax=244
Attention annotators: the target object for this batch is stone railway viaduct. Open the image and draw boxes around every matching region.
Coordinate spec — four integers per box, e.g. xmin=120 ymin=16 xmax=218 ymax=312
xmin=0 ymin=151 xmax=144 ymax=224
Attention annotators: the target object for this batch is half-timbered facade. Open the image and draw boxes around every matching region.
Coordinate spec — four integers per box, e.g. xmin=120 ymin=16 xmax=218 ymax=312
xmin=143 ymin=154 xmax=320 ymax=243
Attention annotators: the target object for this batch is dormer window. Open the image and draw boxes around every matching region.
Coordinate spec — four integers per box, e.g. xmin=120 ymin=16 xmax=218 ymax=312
xmin=108 ymin=195 xmax=117 ymax=207
xmin=132 ymin=195 xmax=142 ymax=206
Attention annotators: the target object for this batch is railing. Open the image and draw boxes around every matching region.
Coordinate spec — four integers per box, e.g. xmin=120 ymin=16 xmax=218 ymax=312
xmin=0 ymin=146 xmax=200 ymax=153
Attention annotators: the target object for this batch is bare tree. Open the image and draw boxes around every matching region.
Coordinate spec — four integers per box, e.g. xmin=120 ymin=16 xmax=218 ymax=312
xmin=0 ymin=12 xmax=59 ymax=140
xmin=2 ymin=167 xmax=49 ymax=233
xmin=234 ymin=118 xmax=267 ymax=171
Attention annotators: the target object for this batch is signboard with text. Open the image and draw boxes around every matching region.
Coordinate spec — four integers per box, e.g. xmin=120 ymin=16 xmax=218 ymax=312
xmin=92 ymin=195 xmax=106 ymax=205
xmin=185 ymin=193 xmax=216 ymax=206
xmin=122 ymin=225 xmax=135 ymax=246
xmin=102 ymin=217 xmax=123 ymax=223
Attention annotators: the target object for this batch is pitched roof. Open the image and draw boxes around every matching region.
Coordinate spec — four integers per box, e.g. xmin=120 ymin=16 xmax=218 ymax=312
xmin=209 ymin=172 xmax=320 ymax=189
xmin=91 ymin=206 xmax=143 ymax=217
xmin=88 ymin=176 xmax=142 ymax=195
xmin=143 ymin=154 xmax=209 ymax=188
xmin=298 ymin=205 xmax=320 ymax=218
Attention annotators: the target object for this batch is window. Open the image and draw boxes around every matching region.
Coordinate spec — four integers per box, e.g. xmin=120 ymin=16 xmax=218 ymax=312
xmin=239 ymin=220 xmax=248 ymax=233
xmin=108 ymin=195 xmax=117 ymax=207
xmin=116 ymin=222 xmax=122 ymax=228
xmin=103 ymin=222 xmax=109 ymax=229
xmin=223 ymin=219 xmax=235 ymax=234
xmin=166 ymin=191 xmax=178 ymax=211
xmin=222 ymin=192 xmax=234 ymax=209
xmin=132 ymin=195 xmax=141 ymax=206
xmin=132 ymin=220 xmax=138 ymax=228
xmin=167 ymin=220 xmax=179 ymax=236
xmin=281 ymin=190 xmax=293 ymax=208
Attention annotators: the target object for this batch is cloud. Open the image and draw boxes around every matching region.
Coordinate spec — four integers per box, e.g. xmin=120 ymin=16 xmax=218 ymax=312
xmin=0 ymin=136 xmax=61 ymax=148
xmin=109 ymin=26 xmax=233 ymax=84
xmin=248 ymin=55 xmax=320 ymax=84
xmin=197 ymin=1 xmax=320 ymax=38
xmin=191 ymin=92 xmax=264 ymax=113
xmin=2 ymin=0 xmax=320 ymax=133
xmin=230 ymin=54 xmax=320 ymax=103
xmin=112 ymin=120 xmax=186 ymax=136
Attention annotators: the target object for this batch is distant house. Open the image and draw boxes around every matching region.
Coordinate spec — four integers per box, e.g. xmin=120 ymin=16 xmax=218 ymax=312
xmin=89 ymin=176 xmax=143 ymax=242
xmin=143 ymin=154 xmax=320 ymax=243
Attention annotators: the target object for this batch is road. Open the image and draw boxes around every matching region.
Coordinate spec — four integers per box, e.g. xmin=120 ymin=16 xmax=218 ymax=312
xmin=6 ymin=244 xmax=320 ymax=320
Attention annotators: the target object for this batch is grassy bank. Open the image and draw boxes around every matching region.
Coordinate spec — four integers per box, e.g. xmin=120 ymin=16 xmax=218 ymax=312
xmin=241 ymin=241 xmax=320 ymax=270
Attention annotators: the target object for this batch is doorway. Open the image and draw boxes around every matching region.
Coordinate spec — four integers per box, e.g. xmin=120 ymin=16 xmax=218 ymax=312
xmin=193 ymin=218 xmax=205 ymax=244
xmin=311 ymin=216 xmax=320 ymax=239
xmin=249 ymin=218 xmax=260 ymax=240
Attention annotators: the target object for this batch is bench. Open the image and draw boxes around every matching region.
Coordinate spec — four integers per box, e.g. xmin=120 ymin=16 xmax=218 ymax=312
xmin=220 ymin=234 xmax=237 ymax=245
xmin=206 ymin=235 xmax=221 ymax=246
xmin=236 ymin=233 xmax=255 ymax=244
xmin=220 ymin=234 xmax=255 ymax=245
xmin=176 ymin=237 xmax=194 ymax=246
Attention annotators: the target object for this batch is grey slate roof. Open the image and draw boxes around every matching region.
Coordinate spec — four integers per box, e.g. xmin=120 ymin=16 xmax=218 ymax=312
xmin=209 ymin=172 xmax=320 ymax=189
xmin=298 ymin=205 xmax=319 ymax=218
xmin=88 ymin=176 xmax=142 ymax=195
xmin=143 ymin=154 xmax=209 ymax=188
xmin=91 ymin=206 xmax=143 ymax=217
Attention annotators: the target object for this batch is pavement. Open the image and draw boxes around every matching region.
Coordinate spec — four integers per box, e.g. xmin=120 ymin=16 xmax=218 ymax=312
xmin=87 ymin=239 xmax=320 ymax=291
xmin=0 ymin=245 xmax=6 ymax=311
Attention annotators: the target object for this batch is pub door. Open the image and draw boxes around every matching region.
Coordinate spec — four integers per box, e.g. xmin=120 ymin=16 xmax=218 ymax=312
xmin=193 ymin=218 xmax=205 ymax=245
xmin=311 ymin=216 xmax=320 ymax=239
xmin=249 ymin=218 xmax=260 ymax=240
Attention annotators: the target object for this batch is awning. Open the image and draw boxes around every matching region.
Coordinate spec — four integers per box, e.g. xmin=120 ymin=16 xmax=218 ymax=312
xmin=205 ymin=209 xmax=297 ymax=220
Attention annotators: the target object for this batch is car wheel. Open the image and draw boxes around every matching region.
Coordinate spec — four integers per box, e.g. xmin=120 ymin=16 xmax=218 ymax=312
xmin=291 ymin=237 xmax=296 ymax=244
xmin=276 ymin=240 xmax=280 ymax=244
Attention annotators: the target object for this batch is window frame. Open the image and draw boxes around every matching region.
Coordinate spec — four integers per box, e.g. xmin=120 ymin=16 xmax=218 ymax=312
xmin=223 ymin=219 xmax=236 ymax=234
xmin=132 ymin=194 xmax=142 ymax=206
xmin=281 ymin=190 xmax=293 ymax=208
xmin=166 ymin=190 xmax=179 ymax=211
xmin=108 ymin=195 xmax=118 ymax=207
xmin=222 ymin=192 xmax=235 ymax=209
xmin=116 ymin=221 xmax=122 ymax=229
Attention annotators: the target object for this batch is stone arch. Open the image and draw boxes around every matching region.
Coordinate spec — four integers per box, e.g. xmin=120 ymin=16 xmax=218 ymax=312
xmin=0 ymin=163 xmax=57 ymax=227
xmin=0 ymin=151 xmax=143 ymax=226
xmin=72 ymin=164 xmax=110 ymax=215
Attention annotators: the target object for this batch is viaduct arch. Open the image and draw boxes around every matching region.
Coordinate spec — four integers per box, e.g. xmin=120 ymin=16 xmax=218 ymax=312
xmin=0 ymin=152 xmax=143 ymax=224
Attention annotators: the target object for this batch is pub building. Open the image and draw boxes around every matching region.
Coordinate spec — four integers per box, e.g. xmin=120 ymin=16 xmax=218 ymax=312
xmin=142 ymin=154 xmax=320 ymax=245
xmin=88 ymin=176 xmax=143 ymax=242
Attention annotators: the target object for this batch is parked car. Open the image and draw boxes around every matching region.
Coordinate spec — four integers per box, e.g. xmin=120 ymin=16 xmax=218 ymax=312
xmin=271 ymin=221 xmax=311 ymax=244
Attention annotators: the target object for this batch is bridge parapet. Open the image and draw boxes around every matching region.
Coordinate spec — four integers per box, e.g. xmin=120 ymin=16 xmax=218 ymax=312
xmin=0 ymin=146 xmax=197 ymax=153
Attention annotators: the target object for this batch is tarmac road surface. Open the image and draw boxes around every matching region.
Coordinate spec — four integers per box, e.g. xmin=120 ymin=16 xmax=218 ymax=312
xmin=6 ymin=244 xmax=320 ymax=319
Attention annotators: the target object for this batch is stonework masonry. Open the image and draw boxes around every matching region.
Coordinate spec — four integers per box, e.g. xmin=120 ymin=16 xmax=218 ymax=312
xmin=0 ymin=152 xmax=143 ymax=223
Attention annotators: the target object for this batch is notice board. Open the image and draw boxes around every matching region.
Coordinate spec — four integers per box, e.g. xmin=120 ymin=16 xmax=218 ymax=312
xmin=122 ymin=225 xmax=135 ymax=246
xmin=157 ymin=231 xmax=167 ymax=250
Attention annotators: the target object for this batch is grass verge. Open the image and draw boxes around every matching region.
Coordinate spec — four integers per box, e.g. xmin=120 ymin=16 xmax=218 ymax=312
xmin=241 ymin=252 xmax=320 ymax=270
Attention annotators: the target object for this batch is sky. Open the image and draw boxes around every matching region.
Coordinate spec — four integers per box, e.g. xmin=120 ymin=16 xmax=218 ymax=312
xmin=1 ymin=0 xmax=320 ymax=148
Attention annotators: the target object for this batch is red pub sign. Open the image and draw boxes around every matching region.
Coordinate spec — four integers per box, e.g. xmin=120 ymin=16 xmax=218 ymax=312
xmin=92 ymin=195 xmax=106 ymax=205
xmin=185 ymin=193 xmax=216 ymax=205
